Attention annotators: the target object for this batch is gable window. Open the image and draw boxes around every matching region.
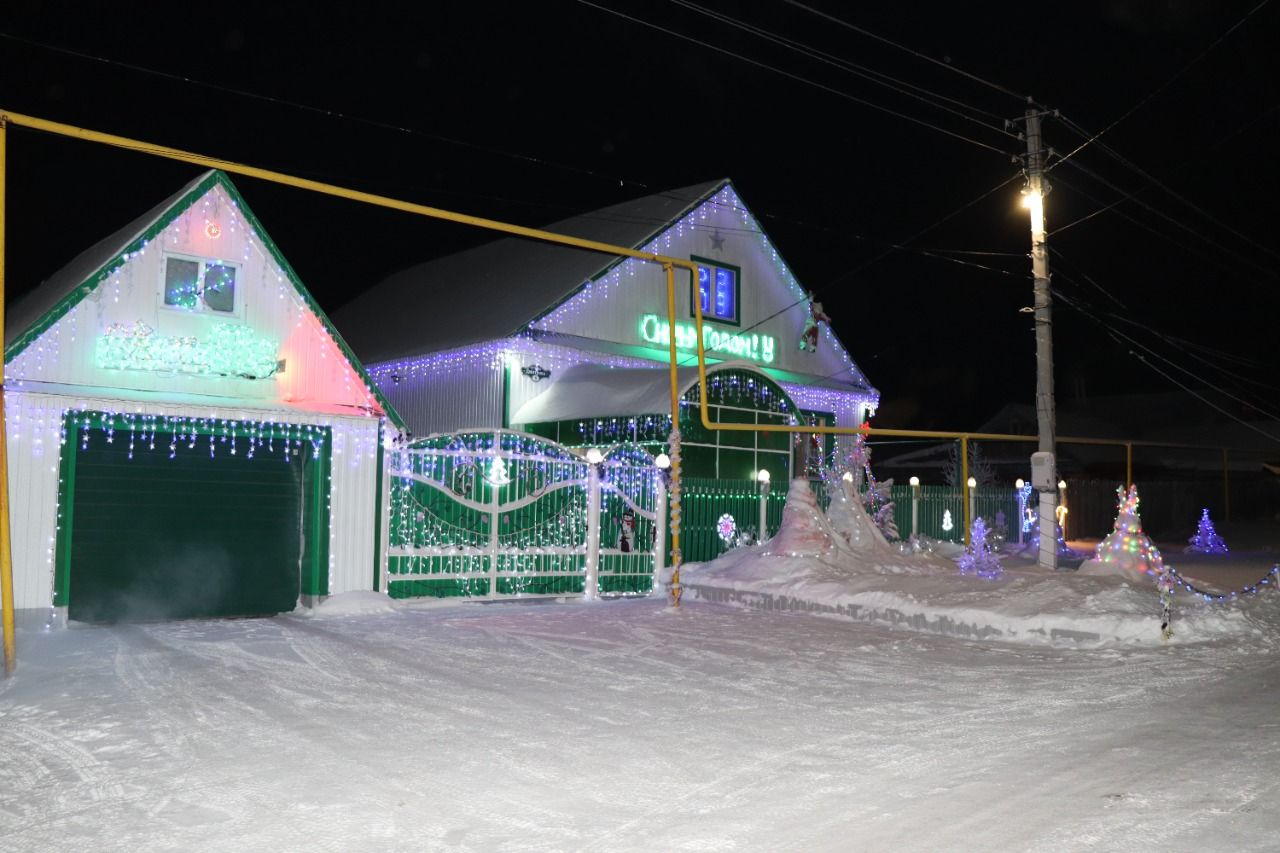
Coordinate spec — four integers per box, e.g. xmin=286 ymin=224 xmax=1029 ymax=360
xmin=161 ymin=254 xmax=239 ymax=315
xmin=690 ymin=256 xmax=741 ymax=325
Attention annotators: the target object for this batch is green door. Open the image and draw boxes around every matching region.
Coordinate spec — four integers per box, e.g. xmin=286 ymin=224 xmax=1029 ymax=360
xmin=56 ymin=415 xmax=330 ymax=623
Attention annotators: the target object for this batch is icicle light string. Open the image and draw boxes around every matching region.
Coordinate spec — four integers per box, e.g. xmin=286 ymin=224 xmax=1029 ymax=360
xmin=1164 ymin=565 xmax=1279 ymax=602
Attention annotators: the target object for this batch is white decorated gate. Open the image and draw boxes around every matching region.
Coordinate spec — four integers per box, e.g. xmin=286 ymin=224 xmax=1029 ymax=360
xmin=386 ymin=430 xmax=663 ymax=599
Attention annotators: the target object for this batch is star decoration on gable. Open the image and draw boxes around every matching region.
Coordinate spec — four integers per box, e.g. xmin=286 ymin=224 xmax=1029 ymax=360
xmin=709 ymin=229 xmax=725 ymax=251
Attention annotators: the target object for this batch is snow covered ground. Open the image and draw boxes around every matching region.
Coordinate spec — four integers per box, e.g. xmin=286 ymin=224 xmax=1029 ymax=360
xmin=3 ymin=580 xmax=1280 ymax=852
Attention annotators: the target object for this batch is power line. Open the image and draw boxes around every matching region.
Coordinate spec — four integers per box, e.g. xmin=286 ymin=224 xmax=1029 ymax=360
xmin=678 ymin=172 xmax=1024 ymax=372
xmin=781 ymin=0 xmax=1029 ymax=103
xmin=666 ymin=0 xmax=1019 ymax=139
xmin=1053 ymin=290 xmax=1280 ymax=438
xmin=1050 ymin=164 xmax=1280 ymax=283
xmin=1056 ymin=116 xmax=1280 ymax=265
xmin=1050 ymin=0 xmax=1275 ymax=172
xmin=573 ymin=1 xmax=1015 ymax=157
xmin=0 ymin=30 xmax=652 ymax=192
xmin=1050 ymin=100 xmax=1280 ymax=236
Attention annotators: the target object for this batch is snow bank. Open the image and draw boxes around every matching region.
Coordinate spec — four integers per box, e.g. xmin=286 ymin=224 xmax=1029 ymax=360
xmin=677 ymin=544 xmax=1275 ymax=647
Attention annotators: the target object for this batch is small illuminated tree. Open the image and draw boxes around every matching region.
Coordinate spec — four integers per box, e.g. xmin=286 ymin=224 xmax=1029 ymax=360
xmin=958 ymin=517 xmax=1002 ymax=579
xmin=1186 ymin=508 xmax=1228 ymax=554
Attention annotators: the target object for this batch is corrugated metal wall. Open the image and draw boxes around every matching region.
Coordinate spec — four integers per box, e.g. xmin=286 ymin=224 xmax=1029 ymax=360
xmin=4 ymin=390 xmax=381 ymax=618
xmin=377 ymin=359 xmax=503 ymax=438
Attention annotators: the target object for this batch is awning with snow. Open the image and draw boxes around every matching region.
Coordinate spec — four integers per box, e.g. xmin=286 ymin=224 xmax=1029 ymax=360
xmin=511 ymin=361 xmax=792 ymax=424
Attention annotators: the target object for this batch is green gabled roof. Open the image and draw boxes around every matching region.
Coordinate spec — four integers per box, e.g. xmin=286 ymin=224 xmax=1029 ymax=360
xmin=5 ymin=170 xmax=406 ymax=431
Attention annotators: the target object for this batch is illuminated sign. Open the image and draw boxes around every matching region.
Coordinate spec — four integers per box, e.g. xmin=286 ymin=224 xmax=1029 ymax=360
xmin=638 ymin=313 xmax=775 ymax=364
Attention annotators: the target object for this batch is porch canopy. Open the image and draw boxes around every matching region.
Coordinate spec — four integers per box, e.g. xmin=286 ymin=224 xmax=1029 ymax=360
xmin=511 ymin=360 xmax=776 ymax=424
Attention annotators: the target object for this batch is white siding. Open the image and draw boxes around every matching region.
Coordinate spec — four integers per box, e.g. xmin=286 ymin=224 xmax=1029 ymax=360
xmin=4 ymin=390 xmax=382 ymax=617
xmin=530 ymin=185 xmax=874 ymax=392
xmin=6 ymin=184 xmax=383 ymax=417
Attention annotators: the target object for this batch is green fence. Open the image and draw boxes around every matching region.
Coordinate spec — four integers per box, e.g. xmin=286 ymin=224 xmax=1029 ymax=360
xmin=887 ymin=484 xmax=1023 ymax=543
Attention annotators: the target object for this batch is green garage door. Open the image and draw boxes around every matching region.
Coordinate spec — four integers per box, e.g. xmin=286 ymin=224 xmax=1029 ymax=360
xmin=55 ymin=414 xmax=331 ymax=624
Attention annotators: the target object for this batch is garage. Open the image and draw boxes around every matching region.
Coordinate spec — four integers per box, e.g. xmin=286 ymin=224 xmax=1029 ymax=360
xmin=4 ymin=170 xmax=402 ymax=630
xmin=58 ymin=415 xmax=331 ymax=623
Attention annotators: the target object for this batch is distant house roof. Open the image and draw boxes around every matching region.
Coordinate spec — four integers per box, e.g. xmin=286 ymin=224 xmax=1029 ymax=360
xmin=4 ymin=170 xmax=405 ymax=430
xmin=331 ymin=179 xmax=728 ymax=364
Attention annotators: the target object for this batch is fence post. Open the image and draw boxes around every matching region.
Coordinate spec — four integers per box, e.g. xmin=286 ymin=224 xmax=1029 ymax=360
xmin=757 ymin=469 xmax=771 ymax=543
xmin=961 ymin=436 xmax=971 ymax=545
xmin=584 ymin=451 xmax=602 ymax=600
xmin=653 ymin=473 xmax=667 ymax=593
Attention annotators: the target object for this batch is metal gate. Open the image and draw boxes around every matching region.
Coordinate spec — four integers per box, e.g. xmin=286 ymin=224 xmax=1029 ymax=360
xmin=386 ymin=430 xmax=662 ymax=600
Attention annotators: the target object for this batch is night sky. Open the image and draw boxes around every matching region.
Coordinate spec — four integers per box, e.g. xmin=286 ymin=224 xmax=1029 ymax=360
xmin=2 ymin=1 xmax=1277 ymax=431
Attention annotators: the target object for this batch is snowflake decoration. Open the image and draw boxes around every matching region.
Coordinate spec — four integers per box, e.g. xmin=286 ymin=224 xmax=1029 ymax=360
xmin=717 ymin=513 xmax=737 ymax=544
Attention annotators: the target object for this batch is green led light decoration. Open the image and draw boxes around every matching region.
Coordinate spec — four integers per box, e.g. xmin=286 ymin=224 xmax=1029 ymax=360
xmin=638 ymin=313 xmax=776 ymax=364
xmin=96 ymin=321 xmax=279 ymax=379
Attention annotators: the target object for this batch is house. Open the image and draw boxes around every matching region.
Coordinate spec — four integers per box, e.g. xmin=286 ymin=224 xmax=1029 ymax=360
xmin=333 ymin=179 xmax=878 ymax=489
xmin=333 ymin=180 xmax=879 ymax=569
xmin=4 ymin=170 xmax=401 ymax=628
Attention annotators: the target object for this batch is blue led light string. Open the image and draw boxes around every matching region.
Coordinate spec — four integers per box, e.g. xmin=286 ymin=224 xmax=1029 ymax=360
xmin=1164 ymin=564 xmax=1279 ymax=602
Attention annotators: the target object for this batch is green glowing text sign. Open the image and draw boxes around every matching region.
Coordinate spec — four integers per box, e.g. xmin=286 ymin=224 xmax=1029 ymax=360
xmin=638 ymin=313 xmax=775 ymax=364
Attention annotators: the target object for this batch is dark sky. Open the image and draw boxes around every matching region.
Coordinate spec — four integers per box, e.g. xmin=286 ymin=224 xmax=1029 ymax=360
xmin=1 ymin=1 xmax=1277 ymax=430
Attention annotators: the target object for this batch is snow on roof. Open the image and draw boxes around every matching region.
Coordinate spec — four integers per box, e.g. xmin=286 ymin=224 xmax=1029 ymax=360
xmin=5 ymin=172 xmax=211 ymax=353
xmin=331 ymin=179 xmax=728 ymax=364
xmin=511 ymin=360 xmax=769 ymax=424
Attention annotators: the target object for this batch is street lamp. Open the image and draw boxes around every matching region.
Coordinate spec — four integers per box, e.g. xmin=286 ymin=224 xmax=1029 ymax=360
xmin=966 ymin=476 xmax=977 ymax=537
xmin=909 ymin=476 xmax=920 ymax=539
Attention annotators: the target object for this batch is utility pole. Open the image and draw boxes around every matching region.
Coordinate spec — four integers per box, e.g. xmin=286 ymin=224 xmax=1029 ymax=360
xmin=1022 ymin=102 xmax=1059 ymax=571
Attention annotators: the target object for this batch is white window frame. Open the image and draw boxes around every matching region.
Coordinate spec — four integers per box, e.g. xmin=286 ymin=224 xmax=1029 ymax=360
xmin=158 ymin=252 xmax=244 ymax=319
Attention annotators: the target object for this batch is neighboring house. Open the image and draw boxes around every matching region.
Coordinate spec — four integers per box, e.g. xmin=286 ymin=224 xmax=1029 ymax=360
xmin=333 ymin=179 xmax=878 ymax=483
xmin=4 ymin=170 xmax=401 ymax=628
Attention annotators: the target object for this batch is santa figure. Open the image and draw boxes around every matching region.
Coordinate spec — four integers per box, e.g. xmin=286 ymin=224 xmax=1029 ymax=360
xmin=800 ymin=291 xmax=830 ymax=352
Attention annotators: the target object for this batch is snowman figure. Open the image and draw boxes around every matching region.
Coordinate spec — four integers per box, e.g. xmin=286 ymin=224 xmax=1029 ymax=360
xmin=617 ymin=508 xmax=636 ymax=553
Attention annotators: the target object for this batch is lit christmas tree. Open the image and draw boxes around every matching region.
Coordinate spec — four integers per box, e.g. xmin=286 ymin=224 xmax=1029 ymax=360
xmin=1029 ymin=517 xmax=1076 ymax=557
xmin=1094 ymin=485 xmax=1166 ymax=575
xmin=958 ymin=517 xmax=1002 ymax=579
xmin=1186 ymin=508 xmax=1228 ymax=554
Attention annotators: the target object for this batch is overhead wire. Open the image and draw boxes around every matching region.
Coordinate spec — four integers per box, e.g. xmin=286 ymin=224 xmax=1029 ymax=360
xmin=1049 ymin=0 xmax=1275 ymax=172
xmin=780 ymin=0 xmax=1030 ymax=103
xmin=573 ymin=1 xmax=1015 ymax=157
xmin=1056 ymin=115 xmax=1280 ymax=265
xmin=0 ymin=30 xmax=653 ymax=191
xmin=665 ymin=0 xmax=1020 ymax=140
xmin=1052 ymin=288 xmax=1280 ymax=436
xmin=1049 ymin=166 xmax=1280 ymax=282
xmin=676 ymin=172 xmax=1025 ymax=370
